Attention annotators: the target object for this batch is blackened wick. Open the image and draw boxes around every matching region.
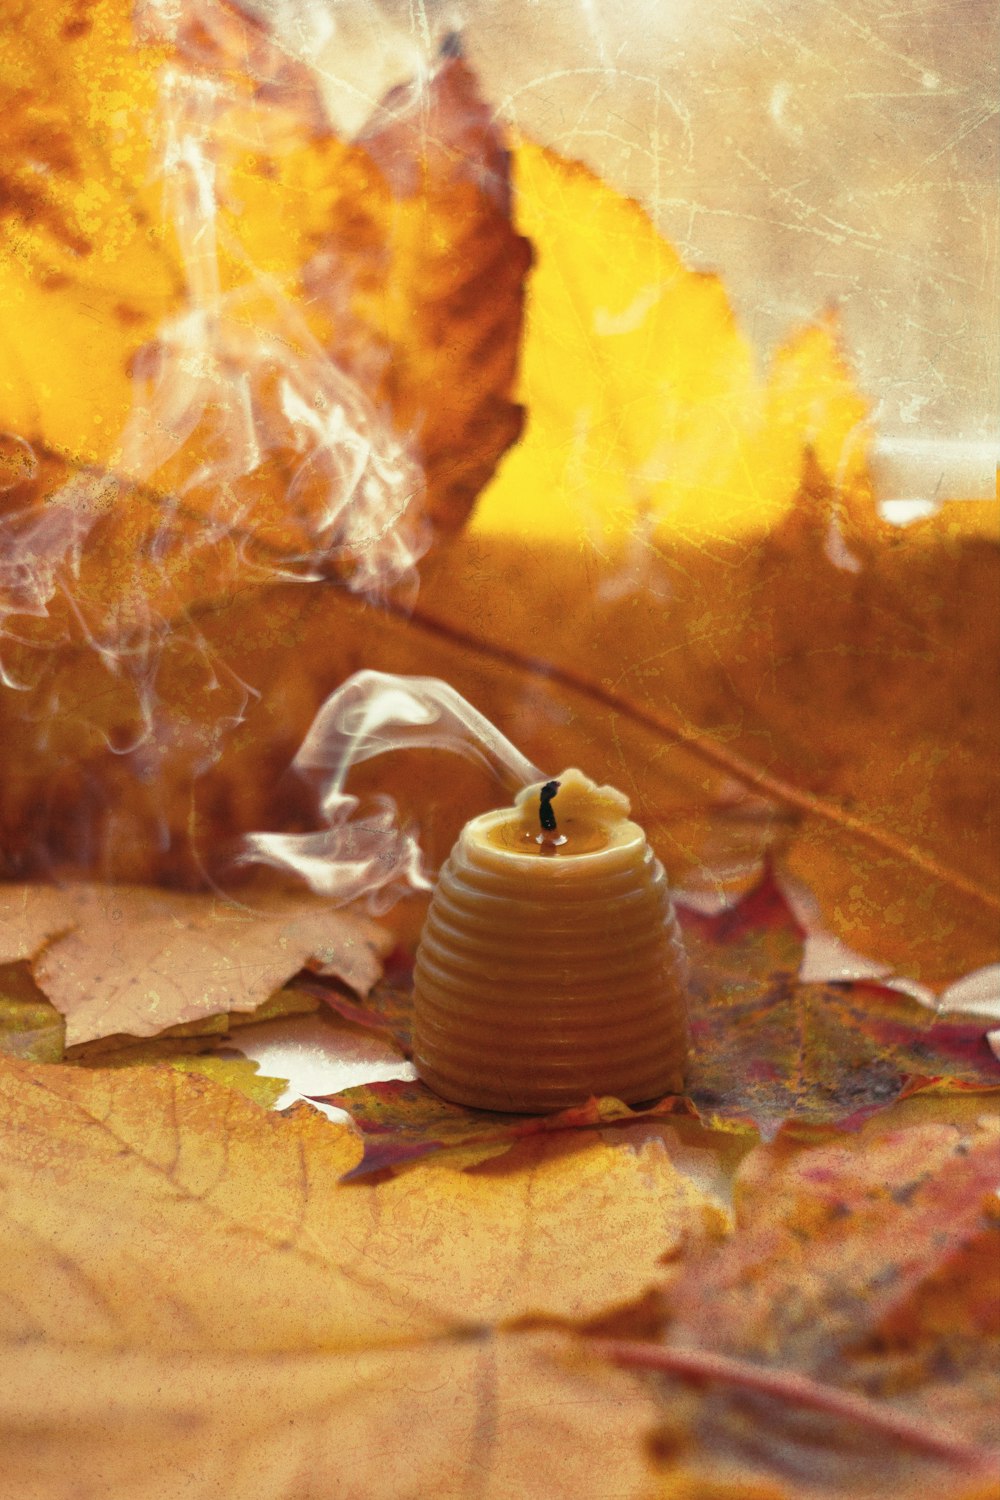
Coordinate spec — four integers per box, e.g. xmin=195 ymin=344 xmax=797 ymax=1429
xmin=538 ymin=780 xmax=561 ymax=832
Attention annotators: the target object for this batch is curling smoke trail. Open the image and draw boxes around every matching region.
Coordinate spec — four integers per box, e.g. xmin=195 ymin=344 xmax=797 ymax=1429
xmin=242 ymin=671 xmax=543 ymax=911
xmin=0 ymin=0 xmax=434 ymax=877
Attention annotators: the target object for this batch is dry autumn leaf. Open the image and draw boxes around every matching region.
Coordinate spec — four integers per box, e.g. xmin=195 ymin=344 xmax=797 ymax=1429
xmin=0 ymin=948 xmax=315 ymax=1097
xmin=406 ymin=148 xmax=999 ymax=983
xmin=62 ymin=976 xmax=322 ymax=1060
xmin=315 ymin=873 xmax=1000 ymax=1172
xmin=0 ymin=0 xmax=993 ymax=1001
xmin=609 ymin=1106 xmax=1000 ymax=1496
xmin=0 ymin=0 xmax=525 ymax=527
xmin=0 ymin=1053 xmax=726 ymax=1497
xmin=2 ymin=1331 xmax=661 ymax=1500
xmin=0 ymin=882 xmax=388 ymax=1045
xmin=1 ymin=1044 xmax=996 ymax=1495
xmin=12 ymin=1056 xmax=729 ymax=1327
xmin=4 ymin=140 xmax=989 ymax=987
xmin=0 ymin=0 xmax=997 ymax=1494
xmin=294 ymin=964 xmax=414 ymax=1052
xmin=675 ymin=876 xmax=1000 ymax=1132
xmin=316 ymin=1078 xmax=694 ymax=1178
xmin=156 ymin=440 xmax=995 ymax=983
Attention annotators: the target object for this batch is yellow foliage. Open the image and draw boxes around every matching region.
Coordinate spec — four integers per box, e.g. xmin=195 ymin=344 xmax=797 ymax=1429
xmin=91 ymin=1047 xmax=290 ymax=1107
xmin=0 ymin=4 xmax=997 ymax=1496
xmin=0 ymin=1055 xmax=721 ymax=1495
xmin=0 ymin=0 xmax=175 ymax=463
xmin=474 ymin=142 xmax=868 ymax=544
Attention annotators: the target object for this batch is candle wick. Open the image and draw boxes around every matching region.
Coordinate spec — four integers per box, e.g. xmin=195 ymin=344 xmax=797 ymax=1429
xmin=539 ymin=780 xmax=561 ymax=833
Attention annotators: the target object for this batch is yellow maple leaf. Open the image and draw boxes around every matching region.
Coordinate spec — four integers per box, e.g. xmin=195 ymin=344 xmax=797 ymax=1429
xmin=0 ymin=0 xmax=174 ymax=463
xmin=0 ymin=0 xmax=526 ymax=541
xmin=0 ymin=1055 xmax=724 ymax=1495
xmin=474 ymin=142 xmax=868 ymax=544
xmin=406 ymin=146 xmax=999 ymax=982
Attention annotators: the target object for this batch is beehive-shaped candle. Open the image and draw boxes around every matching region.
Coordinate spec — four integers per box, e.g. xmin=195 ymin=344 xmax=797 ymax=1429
xmin=413 ymin=769 xmax=688 ymax=1112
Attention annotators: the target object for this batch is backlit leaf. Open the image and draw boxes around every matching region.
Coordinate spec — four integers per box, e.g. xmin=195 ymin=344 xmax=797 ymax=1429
xmin=474 ymin=143 xmax=869 ymax=543
xmin=0 ymin=6 xmax=994 ymax=997
xmin=0 ymin=0 xmax=528 ymax=885
xmin=0 ymin=0 xmax=525 ymax=528
xmin=0 ymin=0 xmax=174 ymax=464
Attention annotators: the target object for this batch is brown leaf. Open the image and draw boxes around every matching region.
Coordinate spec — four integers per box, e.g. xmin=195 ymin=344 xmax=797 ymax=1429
xmin=0 ymin=0 xmax=526 ymax=571
xmin=0 ymin=954 xmax=322 ymax=1070
xmin=63 ymin=980 xmax=321 ymax=1062
xmin=677 ymin=876 xmax=1000 ymax=1133
xmin=1 ymin=1329 xmax=659 ymax=1500
xmin=4 ymin=883 xmax=388 ymax=1045
xmin=0 ymin=1053 xmax=727 ymax=1329
xmin=306 ymin=49 xmax=531 ymax=533
xmin=406 ymin=480 xmax=1000 ymax=985
xmin=0 ymin=884 xmax=81 ymax=963
xmin=2 ymin=8 xmax=994 ymax=1000
xmin=294 ymin=965 xmax=415 ymax=1054
xmin=669 ymin=1112 xmax=1000 ymax=1385
xmin=388 ymin=143 xmax=997 ymax=982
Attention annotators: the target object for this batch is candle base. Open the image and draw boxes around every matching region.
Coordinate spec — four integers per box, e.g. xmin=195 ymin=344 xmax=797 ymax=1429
xmin=415 ymin=1051 xmax=687 ymax=1115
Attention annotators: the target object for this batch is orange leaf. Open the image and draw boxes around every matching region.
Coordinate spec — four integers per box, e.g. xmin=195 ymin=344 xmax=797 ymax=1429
xmin=474 ymin=144 xmax=868 ymax=544
xmin=601 ymin=1107 xmax=1000 ymax=1495
xmin=0 ymin=0 xmax=175 ymax=463
xmin=0 ymin=0 xmax=527 ymax=889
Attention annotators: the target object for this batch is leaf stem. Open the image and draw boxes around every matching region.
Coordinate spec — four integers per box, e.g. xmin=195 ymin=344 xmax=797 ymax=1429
xmin=590 ymin=1337 xmax=999 ymax=1472
xmin=397 ymin=600 xmax=1000 ymax=918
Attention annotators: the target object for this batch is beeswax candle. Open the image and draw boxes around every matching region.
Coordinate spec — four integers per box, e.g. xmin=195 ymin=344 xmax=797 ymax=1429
xmin=413 ymin=769 xmax=688 ymax=1112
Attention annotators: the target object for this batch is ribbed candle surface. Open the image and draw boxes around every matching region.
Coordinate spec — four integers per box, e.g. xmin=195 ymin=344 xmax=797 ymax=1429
xmin=413 ymin=769 xmax=688 ymax=1112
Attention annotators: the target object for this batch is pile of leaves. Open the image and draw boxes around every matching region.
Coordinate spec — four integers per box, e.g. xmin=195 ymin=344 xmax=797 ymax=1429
xmin=0 ymin=1 xmax=998 ymax=1495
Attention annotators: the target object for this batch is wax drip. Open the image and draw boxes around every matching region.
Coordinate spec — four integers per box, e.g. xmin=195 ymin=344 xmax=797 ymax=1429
xmin=539 ymin=780 xmax=561 ymax=832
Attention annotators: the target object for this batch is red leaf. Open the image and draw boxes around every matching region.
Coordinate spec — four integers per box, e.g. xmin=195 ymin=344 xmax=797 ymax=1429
xmin=323 ymin=874 xmax=1000 ymax=1169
